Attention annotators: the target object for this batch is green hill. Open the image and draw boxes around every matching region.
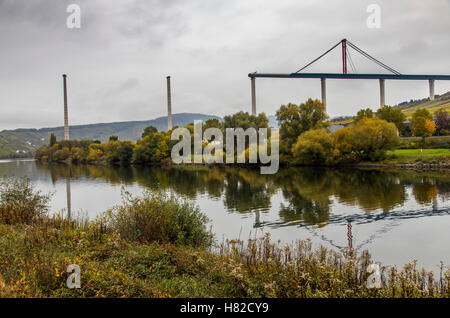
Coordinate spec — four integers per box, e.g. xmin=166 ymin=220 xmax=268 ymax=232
xmin=0 ymin=113 xmax=221 ymax=159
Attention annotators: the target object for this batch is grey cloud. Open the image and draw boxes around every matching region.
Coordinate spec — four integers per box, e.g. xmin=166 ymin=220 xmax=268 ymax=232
xmin=0 ymin=0 xmax=449 ymax=129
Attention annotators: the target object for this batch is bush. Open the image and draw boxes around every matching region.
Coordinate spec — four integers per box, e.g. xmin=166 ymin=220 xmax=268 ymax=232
xmin=340 ymin=118 xmax=400 ymax=161
xmin=103 ymin=191 xmax=212 ymax=247
xmin=292 ymin=128 xmax=335 ymax=165
xmin=0 ymin=178 xmax=51 ymax=224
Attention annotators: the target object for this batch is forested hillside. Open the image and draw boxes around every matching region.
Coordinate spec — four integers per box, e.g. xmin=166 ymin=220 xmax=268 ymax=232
xmin=0 ymin=113 xmax=221 ymax=158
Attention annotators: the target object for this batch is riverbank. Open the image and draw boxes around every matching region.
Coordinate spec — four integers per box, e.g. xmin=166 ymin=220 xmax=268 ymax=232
xmin=1 ymin=217 xmax=449 ymax=298
xmin=0 ymin=178 xmax=448 ymax=298
xmin=35 ymin=154 xmax=450 ymax=171
xmin=357 ymin=149 xmax=450 ymax=169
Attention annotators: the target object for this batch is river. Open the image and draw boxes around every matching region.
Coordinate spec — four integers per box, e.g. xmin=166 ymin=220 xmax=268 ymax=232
xmin=1 ymin=159 xmax=449 ymax=273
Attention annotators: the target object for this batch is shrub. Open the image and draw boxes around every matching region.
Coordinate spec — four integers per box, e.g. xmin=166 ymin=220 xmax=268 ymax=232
xmin=292 ymin=128 xmax=335 ymax=165
xmin=332 ymin=126 xmax=360 ymax=163
xmin=132 ymin=133 xmax=171 ymax=165
xmin=0 ymin=178 xmax=51 ymax=224
xmin=103 ymin=191 xmax=212 ymax=247
xmin=345 ymin=118 xmax=400 ymax=161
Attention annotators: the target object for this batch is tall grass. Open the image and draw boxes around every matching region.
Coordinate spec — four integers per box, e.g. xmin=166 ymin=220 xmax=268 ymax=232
xmin=0 ymin=177 xmax=448 ymax=298
xmin=218 ymin=234 xmax=449 ymax=297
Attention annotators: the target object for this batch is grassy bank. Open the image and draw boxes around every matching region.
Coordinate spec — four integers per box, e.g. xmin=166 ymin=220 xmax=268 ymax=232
xmin=368 ymin=149 xmax=450 ymax=167
xmin=389 ymin=149 xmax=450 ymax=157
xmin=399 ymin=136 xmax=450 ymax=149
xmin=0 ymin=178 xmax=448 ymax=298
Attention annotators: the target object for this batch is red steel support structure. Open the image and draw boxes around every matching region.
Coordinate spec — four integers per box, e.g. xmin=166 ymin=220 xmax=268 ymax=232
xmin=342 ymin=39 xmax=347 ymax=74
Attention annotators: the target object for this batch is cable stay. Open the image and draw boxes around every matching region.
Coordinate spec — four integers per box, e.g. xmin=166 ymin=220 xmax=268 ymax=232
xmin=295 ymin=40 xmax=342 ymax=73
xmin=294 ymin=39 xmax=401 ymax=75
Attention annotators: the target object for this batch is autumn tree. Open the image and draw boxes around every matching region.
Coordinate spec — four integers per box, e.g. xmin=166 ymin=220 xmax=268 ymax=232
xmin=276 ymin=99 xmax=328 ymax=162
xmin=411 ymin=109 xmax=436 ymax=141
xmin=412 ymin=117 xmax=436 ymax=141
xmin=292 ymin=128 xmax=334 ymax=165
xmin=333 ymin=118 xmax=400 ymax=162
xmin=133 ymin=132 xmax=171 ymax=165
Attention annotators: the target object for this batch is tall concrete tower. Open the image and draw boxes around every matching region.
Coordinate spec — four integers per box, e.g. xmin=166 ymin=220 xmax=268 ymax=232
xmin=167 ymin=76 xmax=173 ymax=130
xmin=63 ymin=74 xmax=69 ymax=140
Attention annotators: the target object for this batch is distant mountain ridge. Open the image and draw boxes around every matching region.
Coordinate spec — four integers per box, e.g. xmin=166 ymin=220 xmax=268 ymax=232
xmin=0 ymin=113 xmax=221 ymax=158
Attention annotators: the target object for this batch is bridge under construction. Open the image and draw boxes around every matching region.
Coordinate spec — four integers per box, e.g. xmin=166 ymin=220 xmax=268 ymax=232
xmin=248 ymin=39 xmax=450 ymax=115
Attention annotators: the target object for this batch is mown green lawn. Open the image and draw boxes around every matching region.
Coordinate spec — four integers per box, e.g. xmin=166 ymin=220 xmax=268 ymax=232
xmin=388 ymin=148 xmax=450 ymax=157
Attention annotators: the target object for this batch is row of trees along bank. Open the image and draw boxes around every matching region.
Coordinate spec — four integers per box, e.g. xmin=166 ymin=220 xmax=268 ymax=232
xmin=36 ymin=99 xmax=449 ymax=166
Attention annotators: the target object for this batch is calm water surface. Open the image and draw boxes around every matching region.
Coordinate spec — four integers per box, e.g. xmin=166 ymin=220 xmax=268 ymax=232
xmin=1 ymin=159 xmax=449 ymax=272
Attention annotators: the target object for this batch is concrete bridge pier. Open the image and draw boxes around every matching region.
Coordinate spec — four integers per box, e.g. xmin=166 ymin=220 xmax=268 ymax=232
xmin=320 ymin=78 xmax=327 ymax=110
xmin=167 ymin=76 xmax=173 ymax=130
xmin=63 ymin=74 xmax=69 ymax=140
xmin=429 ymin=79 xmax=435 ymax=100
xmin=251 ymin=77 xmax=256 ymax=116
xmin=379 ymin=78 xmax=385 ymax=108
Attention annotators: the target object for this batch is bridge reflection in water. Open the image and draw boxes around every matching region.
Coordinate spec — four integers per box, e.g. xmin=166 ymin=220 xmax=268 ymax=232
xmin=38 ymin=163 xmax=450 ymax=255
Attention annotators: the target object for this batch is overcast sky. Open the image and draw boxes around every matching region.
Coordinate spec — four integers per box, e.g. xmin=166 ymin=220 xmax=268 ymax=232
xmin=0 ymin=0 xmax=449 ymax=129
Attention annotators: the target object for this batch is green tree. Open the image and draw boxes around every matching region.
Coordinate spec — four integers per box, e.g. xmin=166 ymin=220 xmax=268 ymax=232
xmin=276 ymin=99 xmax=328 ymax=162
xmin=412 ymin=109 xmax=433 ymax=122
xmin=223 ymin=112 xmax=268 ymax=158
xmin=223 ymin=112 xmax=268 ymax=130
xmin=204 ymin=118 xmax=223 ymax=131
xmin=375 ymin=105 xmax=406 ymax=132
xmin=117 ymin=141 xmax=135 ymax=165
xmin=354 ymin=108 xmax=373 ymax=122
xmin=434 ymin=108 xmax=449 ymax=136
xmin=142 ymin=126 xmax=158 ymax=138
xmin=49 ymin=133 xmax=57 ymax=147
xmin=109 ymin=136 xmax=119 ymax=141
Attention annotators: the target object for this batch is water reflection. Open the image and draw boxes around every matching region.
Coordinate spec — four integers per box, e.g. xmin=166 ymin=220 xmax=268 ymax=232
xmin=2 ymin=160 xmax=448 ymax=272
xmin=66 ymin=177 xmax=71 ymax=218
xmin=33 ymin=162 xmax=450 ymax=228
